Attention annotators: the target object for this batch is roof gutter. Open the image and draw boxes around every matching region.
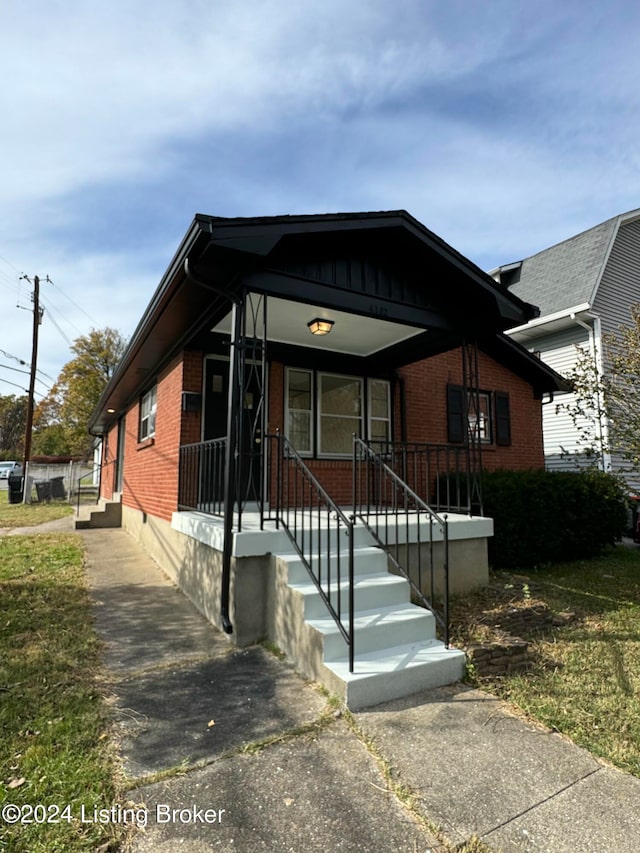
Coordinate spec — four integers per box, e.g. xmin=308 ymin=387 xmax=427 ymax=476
xmin=507 ymin=302 xmax=592 ymax=336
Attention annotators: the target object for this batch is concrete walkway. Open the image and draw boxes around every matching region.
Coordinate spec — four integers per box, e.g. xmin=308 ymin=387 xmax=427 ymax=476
xmin=18 ymin=522 xmax=640 ymax=851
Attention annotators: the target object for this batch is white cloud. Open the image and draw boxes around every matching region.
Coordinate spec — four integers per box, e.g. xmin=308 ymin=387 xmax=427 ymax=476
xmin=2 ymin=0 xmax=640 ymax=385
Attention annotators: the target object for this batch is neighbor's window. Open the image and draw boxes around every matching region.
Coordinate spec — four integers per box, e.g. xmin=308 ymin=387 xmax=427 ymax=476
xmin=139 ymin=385 xmax=157 ymax=440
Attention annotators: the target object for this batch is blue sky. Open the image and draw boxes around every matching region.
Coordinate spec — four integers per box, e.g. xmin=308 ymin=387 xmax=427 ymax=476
xmin=1 ymin=0 xmax=640 ymax=390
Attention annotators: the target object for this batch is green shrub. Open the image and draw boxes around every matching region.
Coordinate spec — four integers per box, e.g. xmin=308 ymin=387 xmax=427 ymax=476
xmin=481 ymin=468 xmax=629 ymax=569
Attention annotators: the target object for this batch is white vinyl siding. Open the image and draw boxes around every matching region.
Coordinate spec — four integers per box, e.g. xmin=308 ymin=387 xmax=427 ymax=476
xmin=530 ymin=326 xmax=594 ymax=471
xmin=594 ymin=218 xmax=640 ymax=348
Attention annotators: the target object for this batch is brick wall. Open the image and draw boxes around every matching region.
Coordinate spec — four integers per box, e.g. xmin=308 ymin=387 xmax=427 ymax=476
xmin=105 ymin=346 xmax=544 ymax=521
xmin=397 ymin=348 xmax=545 ymax=472
xmin=100 ymin=422 xmax=119 ymax=501
xmin=268 ymin=350 xmax=544 ymax=502
xmin=181 ymin=351 xmax=203 ymax=445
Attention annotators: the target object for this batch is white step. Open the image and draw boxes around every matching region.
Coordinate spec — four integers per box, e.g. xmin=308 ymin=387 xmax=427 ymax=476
xmin=278 ymin=547 xmax=389 ymax=585
xmin=308 ymin=602 xmax=436 ymax=660
xmin=325 ymin=639 xmax=466 ymax=710
xmin=271 ymin=536 xmax=464 ymax=710
xmin=274 ymin=522 xmax=377 ymax=553
xmin=290 ymin=571 xmax=410 ymax=619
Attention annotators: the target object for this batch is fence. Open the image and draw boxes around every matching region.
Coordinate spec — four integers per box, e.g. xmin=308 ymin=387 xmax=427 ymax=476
xmin=23 ymin=461 xmax=96 ymax=504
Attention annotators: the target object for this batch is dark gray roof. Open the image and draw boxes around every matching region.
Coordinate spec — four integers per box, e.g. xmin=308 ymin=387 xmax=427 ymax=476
xmin=503 ymin=216 xmax=619 ymax=317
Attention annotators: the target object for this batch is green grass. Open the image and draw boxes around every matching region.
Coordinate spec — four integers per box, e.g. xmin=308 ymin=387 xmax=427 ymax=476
xmin=0 ymin=534 xmax=125 ymax=852
xmin=0 ymin=487 xmax=73 ymax=529
xmin=452 ymin=545 xmax=640 ymax=777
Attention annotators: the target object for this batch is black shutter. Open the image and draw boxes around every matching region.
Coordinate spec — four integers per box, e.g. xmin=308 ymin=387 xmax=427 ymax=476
xmin=495 ymin=391 xmax=511 ymax=446
xmin=447 ymin=385 xmax=465 ymax=443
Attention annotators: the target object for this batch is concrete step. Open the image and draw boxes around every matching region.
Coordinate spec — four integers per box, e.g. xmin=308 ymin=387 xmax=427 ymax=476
xmin=277 ymin=547 xmax=389 ymax=586
xmin=308 ymin=602 xmax=436 ymax=660
xmin=289 ymin=571 xmax=410 ymax=619
xmin=272 ymin=538 xmax=464 ymax=710
xmin=75 ymin=499 xmax=122 ymax=529
xmin=325 ymin=639 xmax=466 ymax=710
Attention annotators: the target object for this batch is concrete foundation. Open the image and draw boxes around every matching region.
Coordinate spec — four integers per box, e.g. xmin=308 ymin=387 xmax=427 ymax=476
xmin=122 ymin=506 xmax=491 ymax=649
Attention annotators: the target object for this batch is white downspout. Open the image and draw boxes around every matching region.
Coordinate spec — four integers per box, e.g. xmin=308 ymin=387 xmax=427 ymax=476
xmin=571 ymin=313 xmax=612 ymax=472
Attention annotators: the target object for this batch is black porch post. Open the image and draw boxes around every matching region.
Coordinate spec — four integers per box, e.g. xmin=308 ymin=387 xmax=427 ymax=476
xmin=462 ymin=337 xmax=484 ymax=515
xmin=221 ymin=295 xmax=245 ymax=634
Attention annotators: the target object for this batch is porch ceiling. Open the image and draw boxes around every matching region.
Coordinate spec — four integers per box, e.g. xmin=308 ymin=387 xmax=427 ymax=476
xmin=89 ymin=210 xmax=557 ymax=435
xmin=211 ymin=296 xmax=424 ymax=358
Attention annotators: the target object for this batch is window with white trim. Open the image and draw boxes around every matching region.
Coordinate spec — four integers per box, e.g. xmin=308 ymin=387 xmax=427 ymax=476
xmin=447 ymin=385 xmax=511 ymax=446
xmin=318 ymin=373 xmax=363 ymax=456
xmin=468 ymin=391 xmax=492 ymax=443
xmin=285 ymin=368 xmax=312 ymax=455
xmin=139 ymin=385 xmax=157 ymax=440
xmin=285 ymin=369 xmax=391 ymax=456
xmin=368 ymin=378 xmax=391 ymax=449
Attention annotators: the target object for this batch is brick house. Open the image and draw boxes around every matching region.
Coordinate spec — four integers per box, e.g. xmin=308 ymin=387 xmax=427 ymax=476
xmin=88 ymin=210 xmax=566 ymax=708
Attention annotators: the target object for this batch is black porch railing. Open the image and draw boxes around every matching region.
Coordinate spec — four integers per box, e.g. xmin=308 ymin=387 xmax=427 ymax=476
xmin=353 ymin=437 xmax=450 ymax=647
xmin=178 ymin=437 xmax=227 ymax=516
xmin=264 ymin=432 xmax=355 ymax=672
xmin=371 ymin=440 xmax=477 ymax=515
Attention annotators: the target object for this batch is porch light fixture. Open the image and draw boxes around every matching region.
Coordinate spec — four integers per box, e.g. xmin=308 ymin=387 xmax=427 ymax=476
xmin=307 ymin=318 xmax=335 ymax=336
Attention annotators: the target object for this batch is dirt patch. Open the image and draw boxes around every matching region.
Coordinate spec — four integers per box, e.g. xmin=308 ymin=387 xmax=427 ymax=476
xmin=450 ymin=574 xmax=576 ymax=677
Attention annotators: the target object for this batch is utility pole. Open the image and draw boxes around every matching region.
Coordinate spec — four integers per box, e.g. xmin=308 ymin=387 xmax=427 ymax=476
xmin=22 ymin=275 xmax=44 ymax=474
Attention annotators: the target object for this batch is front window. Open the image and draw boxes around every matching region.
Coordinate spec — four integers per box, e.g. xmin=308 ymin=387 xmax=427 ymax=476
xmin=139 ymin=385 xmax=157 ymax=440
xmin=285 ymin=369 xmax=390 ymax=456
xmin=368 ymin=378 xmax=391 ymax=450
xmin=286 ymin=369 xmax=312 ymax=455
xmin=318 ymin=373 xmax=363 ymax=456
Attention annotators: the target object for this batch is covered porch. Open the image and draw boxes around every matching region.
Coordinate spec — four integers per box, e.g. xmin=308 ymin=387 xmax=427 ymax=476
xmin=89 ymin=210 xmax=564 ymax=707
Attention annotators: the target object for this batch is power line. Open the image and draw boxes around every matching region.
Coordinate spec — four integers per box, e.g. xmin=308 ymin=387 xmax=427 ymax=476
xmin=39 ymin=295 xmax=81 ymax=342
xmin=0 ymin=349 xmax=56 ymax=385
xmin=40 ymin=301 xmax=74 ymax=346
xmin=46 ymin=276 xmax=99 ymax=326
xmin=0 ymin=376 xmax=27 ymax=393
xmin=0 ymin=362 xmax=52 ymax=392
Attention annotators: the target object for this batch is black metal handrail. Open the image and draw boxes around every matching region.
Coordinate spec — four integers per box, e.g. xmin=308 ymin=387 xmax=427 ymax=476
xmin=353 ymin=437 xmax=450 ymax=647
xmin=178 ymin=437 xmax=227 ymax=516
xmin=264 ymin=432 xmax=355 ymax=672
xmin=372 ymin=440 xmax=475 ymax=515
xmin=76 ymin=459 xmax=115 ymax=514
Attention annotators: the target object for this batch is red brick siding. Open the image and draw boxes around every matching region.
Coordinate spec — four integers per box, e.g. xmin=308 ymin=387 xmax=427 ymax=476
xmin=104 ymin=348 xmax=543 ymax=520
xmin=269 ymin=350 xmax=544 ymax=501
xmin=99 ymin=421 xmax=120 ymax=501
xmin=397 ymin=349 xmax=544 ymax=471
xmin=181 ymin=351 xmax=203 ymax=445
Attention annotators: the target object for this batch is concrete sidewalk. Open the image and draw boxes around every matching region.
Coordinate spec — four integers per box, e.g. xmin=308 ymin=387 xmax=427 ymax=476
xmin=76 ymin=526 xmax=640 ymax=852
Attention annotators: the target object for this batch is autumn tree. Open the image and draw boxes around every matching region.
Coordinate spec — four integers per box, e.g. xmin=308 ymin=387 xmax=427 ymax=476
xmin=34 ymin=328 xmax=127 ymax=458
xmin=0 ymin=394 xmax=28 ymax=458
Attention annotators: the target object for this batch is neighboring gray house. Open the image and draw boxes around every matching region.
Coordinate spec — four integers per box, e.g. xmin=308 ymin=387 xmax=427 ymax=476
xmin=492 ymin=208 xmax=640 ymax=486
